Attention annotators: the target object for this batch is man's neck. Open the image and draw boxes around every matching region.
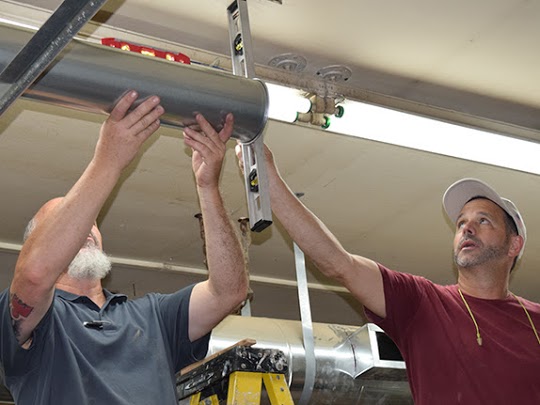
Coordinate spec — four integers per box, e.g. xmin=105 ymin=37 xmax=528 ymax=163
xmin=56 ymin=274 xmax=106 ymax=308
xmin=457 ymin=264 xmax=511 ymax=299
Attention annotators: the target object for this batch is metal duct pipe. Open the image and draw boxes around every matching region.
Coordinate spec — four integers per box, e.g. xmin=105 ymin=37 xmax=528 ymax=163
xmin=197 ymin=315 xmax=412 ymax=405
xmin=0 ymin=22 xmax=268 ymax=144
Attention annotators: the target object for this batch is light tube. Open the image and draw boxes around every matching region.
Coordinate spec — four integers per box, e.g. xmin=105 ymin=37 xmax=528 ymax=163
xmin=264 ymin=89 xmax=540 ymax=175
xmin=265 ymin=82 xmax=311 ymax=123
xmin=325 ymin=100 xmax=540 ymax=175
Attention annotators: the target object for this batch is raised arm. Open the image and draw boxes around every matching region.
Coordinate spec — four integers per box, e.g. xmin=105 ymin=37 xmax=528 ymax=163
xmin=183 ymin=114 xmax=248 ymax=342
xmin=238 ymin=145 xmax=386 ymax=318
xmin=10 ymin=92 xmax=164 ymax=346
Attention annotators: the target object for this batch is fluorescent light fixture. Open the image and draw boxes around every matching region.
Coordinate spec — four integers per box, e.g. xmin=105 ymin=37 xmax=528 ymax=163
xmin=265 ymin=82 xmax=311 ymax=123
xmin=325 ymin=100 xmax=540 ymax=175
xmin=265 ymin=85 xmax=540 ymax=175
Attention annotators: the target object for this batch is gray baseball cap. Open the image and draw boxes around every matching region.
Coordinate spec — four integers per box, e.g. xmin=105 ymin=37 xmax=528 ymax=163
xmin=443 ymin=178 xmax=526 ymax=258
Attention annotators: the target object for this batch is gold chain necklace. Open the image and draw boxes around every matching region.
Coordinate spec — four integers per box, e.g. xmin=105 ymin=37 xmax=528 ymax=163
xmin=458 ymin=288 xmax=540 ymax=346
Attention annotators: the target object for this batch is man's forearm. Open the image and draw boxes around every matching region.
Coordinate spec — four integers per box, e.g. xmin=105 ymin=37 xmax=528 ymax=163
xmin=267 ymin=167 xmax=351 ymax=277
xmin=198 ymin=186 xmax=248 ymax=303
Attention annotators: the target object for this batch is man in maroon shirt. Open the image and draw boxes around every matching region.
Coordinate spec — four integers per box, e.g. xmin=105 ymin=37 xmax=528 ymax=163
xmin=238 ymin=145 xmax=540 ymax=404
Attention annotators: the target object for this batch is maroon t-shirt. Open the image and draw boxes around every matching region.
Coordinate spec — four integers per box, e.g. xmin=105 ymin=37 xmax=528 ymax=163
xmin=365 ymin=264 xmax=540 ymax=405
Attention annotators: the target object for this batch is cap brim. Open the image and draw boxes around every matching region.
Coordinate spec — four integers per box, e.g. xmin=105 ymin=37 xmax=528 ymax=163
xmin=443 ymin=178 xmax=508 ymax=224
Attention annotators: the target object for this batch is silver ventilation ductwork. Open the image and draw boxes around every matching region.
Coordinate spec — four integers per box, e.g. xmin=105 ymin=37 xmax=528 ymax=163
xmin=0 ymin=22 xmax=269 ymax=144
xmin=193 ymin=316 xmax=412 ymax=404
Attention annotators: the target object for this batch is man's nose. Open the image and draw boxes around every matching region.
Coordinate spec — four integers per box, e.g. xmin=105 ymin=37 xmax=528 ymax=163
xmin=461 ymin=221 xmax=475 ymax=235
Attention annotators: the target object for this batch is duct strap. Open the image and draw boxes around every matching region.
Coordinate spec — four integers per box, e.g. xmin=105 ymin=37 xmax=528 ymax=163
xmin=294 ymin=242 xmax=316 ymax=404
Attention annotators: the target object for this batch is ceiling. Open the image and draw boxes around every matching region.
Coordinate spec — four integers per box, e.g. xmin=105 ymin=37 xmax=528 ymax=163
xmin=1 ymin=0 xmax=540 ymax=331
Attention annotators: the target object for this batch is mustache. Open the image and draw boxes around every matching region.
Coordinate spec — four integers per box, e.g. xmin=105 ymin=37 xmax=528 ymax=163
xmin=458 ymin=235 xmax=481 ymax=249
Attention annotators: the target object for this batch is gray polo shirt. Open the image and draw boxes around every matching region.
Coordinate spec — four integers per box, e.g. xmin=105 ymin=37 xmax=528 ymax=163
xmin=0 ymin=285 xmax=210 ymax=404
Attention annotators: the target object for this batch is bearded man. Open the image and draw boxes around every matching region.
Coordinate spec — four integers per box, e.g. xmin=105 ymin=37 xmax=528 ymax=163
xmin=0 ymin=91 xmax=248 ymax=404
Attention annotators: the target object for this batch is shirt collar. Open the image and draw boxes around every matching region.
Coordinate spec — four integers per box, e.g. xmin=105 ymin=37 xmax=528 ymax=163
xmin=55 ymin=288 xmax=127 ymax=304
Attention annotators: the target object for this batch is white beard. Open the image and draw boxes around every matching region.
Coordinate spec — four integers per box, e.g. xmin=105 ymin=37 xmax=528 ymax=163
xmin=67 ymin=244 xmax=112 ymax=280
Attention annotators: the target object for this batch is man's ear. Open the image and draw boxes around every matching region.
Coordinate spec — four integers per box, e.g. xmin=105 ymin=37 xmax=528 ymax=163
xmin=508 ymin=235 xmax=524 ymax=258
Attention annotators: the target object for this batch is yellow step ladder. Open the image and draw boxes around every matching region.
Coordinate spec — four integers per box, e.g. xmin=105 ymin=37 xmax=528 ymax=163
xmin=177 ymin=339 xmax=294 ymax=405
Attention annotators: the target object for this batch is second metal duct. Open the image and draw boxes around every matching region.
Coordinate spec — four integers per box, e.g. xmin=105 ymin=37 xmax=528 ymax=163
xmin=191 ymin=316 xmax=412 ymax=405
xmin=0 ymin=22 xmax=269 ymax=144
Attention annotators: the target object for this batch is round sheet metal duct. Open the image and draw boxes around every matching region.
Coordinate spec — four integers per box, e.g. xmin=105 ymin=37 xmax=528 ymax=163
xmin=0 ymin=23 xmax=268 ymax=144
xmin=204 ymin=316 xmax=411 ymax=405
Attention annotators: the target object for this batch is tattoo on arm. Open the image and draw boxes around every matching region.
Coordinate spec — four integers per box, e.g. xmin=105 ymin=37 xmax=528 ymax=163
xmin=10 ymin=293 xmax=34 ymax=339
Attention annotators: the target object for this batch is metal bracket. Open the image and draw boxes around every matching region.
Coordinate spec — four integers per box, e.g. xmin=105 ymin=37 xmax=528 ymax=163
xmin=0 ymin=0 xmax=108 ymax=116
xmin=227 ymin=0 xmax=273 ymax=232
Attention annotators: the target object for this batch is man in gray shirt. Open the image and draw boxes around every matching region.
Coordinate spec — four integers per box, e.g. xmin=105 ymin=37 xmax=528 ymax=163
xmin=0 ymin=91 xmax=248 ymax=404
